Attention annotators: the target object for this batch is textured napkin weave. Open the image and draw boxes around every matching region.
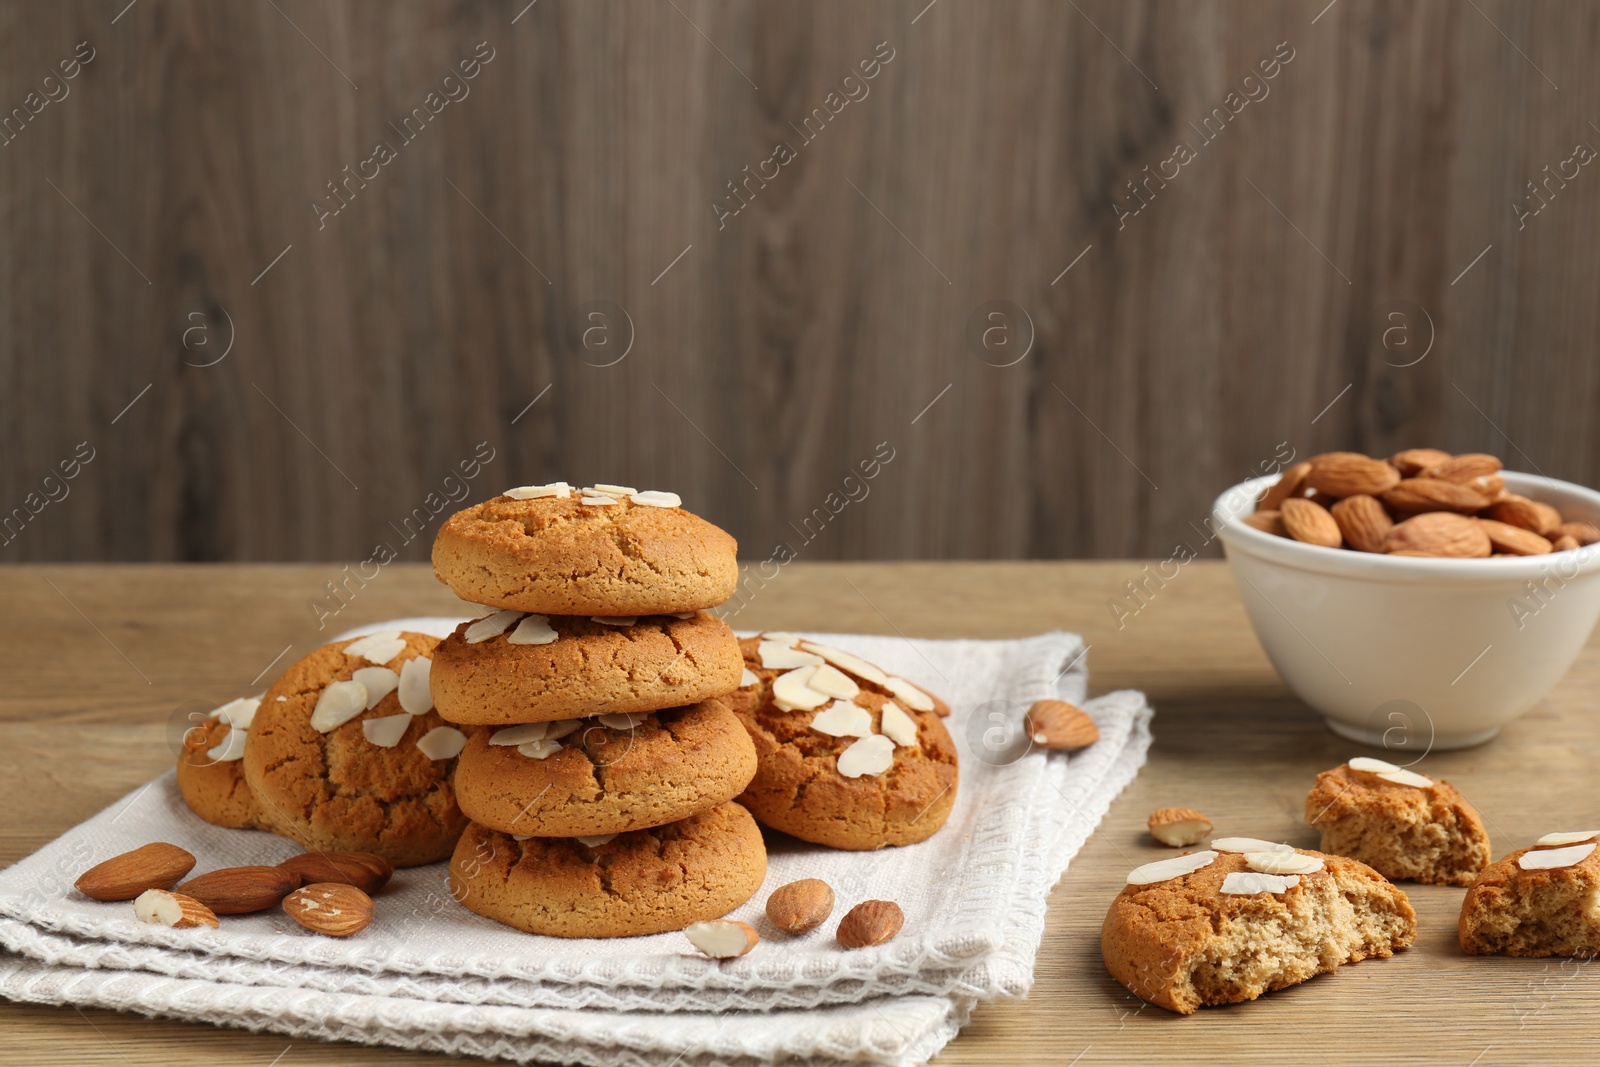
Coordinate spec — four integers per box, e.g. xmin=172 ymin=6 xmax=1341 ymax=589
xmin=0 ymin=624 xmax=1152 ymax=1065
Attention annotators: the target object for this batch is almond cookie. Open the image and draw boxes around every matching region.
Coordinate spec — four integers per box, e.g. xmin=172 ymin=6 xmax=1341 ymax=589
xmin=176 ymin=697 xmax=264 ymax=830
xmin=431 ymin=484 xmax=738 ymax=616
xmin=727 ymin=635 xmax=958 ymax=850
xmin=1102 ymin=847 xmax=1416 ymax=1014
xmin=1304 ymin=758 xmax=1491 ymax=886
xmin=242 ymin=631 xmax=478 ymax=867
xmin=1460 ymin=832 xmax=1600 ymax=957
xmin=448 ymin=801 xmax=767 ymax=938
xmin=452 ymin=699 xmax=757 ymax=837
xmin=430 ymin=610 xmax=742 ymax=725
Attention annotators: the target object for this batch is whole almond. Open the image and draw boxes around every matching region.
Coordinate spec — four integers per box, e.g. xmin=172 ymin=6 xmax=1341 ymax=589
xmin=1476 ymin=518 xmax=1552 ymax=556
xmin=1559 ymin=521 xmax=1600 ymax=546
xmin=766 ymin=878 xmax=835 ymax=934
xmin=1258 ymin=461 xmax=1312 ymax=511
xmin=1280 ymin=498 xmax=1342 ymax=548
xmin=1385 ymin=512 xmax=1491 ymax=558
xmin=133 ymin=889 xmax=219 ymax=929
xmin=1553 ymin=534 xmax=1582 ymax=551
xmin=76 ymin=842 xmax=196 ymax=902
xmin=283 ymin=882 xmax=374 ymax=937
xmin=684 ymin=919 xmax=760 ymax=958
xmin=1024 ymin=699 xmax=1099 ymax=750
xmin=1147 ymin=807 xmax=1213 ymax=847
xmin=1382 ymin=478 xmax=1492 ymax=515
xmin=1424 ymin=453 xmax=1502 ymax=483
xmin=1304 ymin=453 xmax=1401 ymax=498
xmin=836 ymin=900 xmax=904 ymax=949
xmin=277 ymin=852 xmax=393 ymax=895
xmin=1242 ymin=510 xmax=1287 ymax=536
xmin=1490 ymin=494 xmax=1564 ymax=537
xmin=1390 ymin=448 xmax=1452 ymax=477
xmin=1329 ymin=495 xmax=1392 ymax=553
xmin=177 ymin=866 xmax=301 ymax=914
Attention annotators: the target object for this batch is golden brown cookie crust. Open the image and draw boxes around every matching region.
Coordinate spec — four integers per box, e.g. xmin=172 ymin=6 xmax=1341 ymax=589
xmin=431 ymin=611 xmax=743 ymax=724
xmin=448 ymin=801 xmax=767 ymax=938
xmin=1102 ymin=850 xmax=1416 ymax=1014
xmin=177 ymin=716 xmax=262 ymax=830
xmin=242 ymin=632 xmax=477 ymax=867
xmin=728 ymin=638 xmax=958 ymax=850
xmin=1305 ymin=763 xmax=1491 ymax=886
xmin=453 ymin=699 xmax=758 ymax=836
xmin=431 ymin=494 xmax=738 ymax=615
xmin=1459 ymin=841 xmax=1600 ymax=956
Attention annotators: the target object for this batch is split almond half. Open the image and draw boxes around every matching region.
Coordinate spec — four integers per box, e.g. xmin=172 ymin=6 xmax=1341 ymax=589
xmin=133 ymin=889 xmax=219 ymax=929
xmin=684 ymin=919 xmax=760 ymax=958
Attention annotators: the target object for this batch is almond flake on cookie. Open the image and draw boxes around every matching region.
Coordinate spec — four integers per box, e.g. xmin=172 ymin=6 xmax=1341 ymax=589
xmin=504 ymin=482 xmax=571 ymax=500
xmin=506 ymin=614 xmax=559 ymax=645
xmin=762 ymin=632 xmax=801 ymax=645
xmin=879 ymin=701 xmax=920 ymax=747
xmin=591 ymin=616 xmax=639 ymax=627
xmin=630 ymin=490 xmax=681 ymax=508
xmin=1126 ymin=850 xmax=1218 ymax=885
xmin=772 ymin=666 xmax=830 ymax=712
xmin=209 ymin=696 xmax=261 ymax=730
xmin=416 ymin=726 xmax=468 ymax=760
xmin=1535 ymin=831 xmax=1600 ymax=847
xmin=544 ymin=719 xmax=582 ymax=740
xmin=343 ymin=631 xmax=406 ymax=665
xmin=1245 ymin=851 xmax=1324 ymax=876
xmin=275 ymin=695 xmax=287 ymax=702
xmin=1220 ymin=871 xmax=1301 ymax=895
xmin=758 ymin=640 xmax=824 ymax=670
xmin=810 ymin=702 xmax=873 ymax=738
xmin=1211 ymin=837 xmax=1296 ymax=854
xmin=740 ymin=668 xmax=759 ymax=688
xmin=398 ymin=657 xmax=433 ymax=714
xmin=837 ymin=734 xmax=895 ymax=777
xmin=576 ymin=834 xmax=616 ymax=848
xmin=309 ymin=680 xmax=369 ymax=733
xmin=1519 ymin=843 xmax=1597 ymax=870
xmin=1348 ymin=756 xmax=1402 ymax=774
xmin=597 ymin=712 xmax=648 ymax=731
xmin=207 ymin=727 xmax=248 ymax=762
xmin=516 ymin=738 xmax=563 ymax=760
xmin=1376 ymin=768 xmax=1433 ymax=788
xmin=459 ymin=600 xmax=500 ymax=619
xmin=808 ymin=664 xmax=860 ymax=700
xmin=884 ymin=676 xmax=935 ymax=713
xmin=352 ymin=667 xmax=399 ymax=709
xmin=798 ymin=642 xmax=889 ymax=686
xmin=580 ymin=495 xmax=620 ymax=506
xmin=588 ymin=484 xmax=637 ymax=497
xmin=668 ymin=611 xmax=697 ymax=619
xmin=362 ymin=714 xmax=411 ymax=748
xmin=466 ymin=609 xmax=524 ymax=643
xmin=491 ymin=723 xmax=549 ymax=746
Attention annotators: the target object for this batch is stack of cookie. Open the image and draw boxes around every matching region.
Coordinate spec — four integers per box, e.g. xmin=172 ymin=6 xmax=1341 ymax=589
xmin=430 ymin=481 xmax=766 ymax=938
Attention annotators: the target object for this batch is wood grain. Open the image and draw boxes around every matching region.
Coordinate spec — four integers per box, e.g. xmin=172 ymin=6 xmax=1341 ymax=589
xmin=2 ymin=561 xmax=1599 ymax=1064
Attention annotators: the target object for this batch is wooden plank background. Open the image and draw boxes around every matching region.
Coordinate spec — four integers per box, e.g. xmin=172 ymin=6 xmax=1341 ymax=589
xmin=1 ymin=0 xmax=1596 ymax=563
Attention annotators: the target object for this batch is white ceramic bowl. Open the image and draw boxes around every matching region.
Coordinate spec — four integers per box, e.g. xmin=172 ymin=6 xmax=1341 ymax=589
xmin=1214 ymin=471 xmax=1600 ymax=750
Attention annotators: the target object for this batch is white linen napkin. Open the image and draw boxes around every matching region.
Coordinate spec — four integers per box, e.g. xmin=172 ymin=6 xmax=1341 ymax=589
xmin=0 ymin=624 xmax=1151 ymax=1065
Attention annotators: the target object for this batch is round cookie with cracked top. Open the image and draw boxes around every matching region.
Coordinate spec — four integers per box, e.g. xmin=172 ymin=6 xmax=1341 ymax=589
xmin=177 ymin=697 xmax=264 ymax=830
xmin=453 ymin=698 xmax=757 ymax=837
xmin=431 ymin=484 xmax=738 ymax=616
xmin=727 ymin=635 xmax=958 ymax=851
xmin=430 ymin=610 xmax=743 ymax=725
xmin=448 ymin=801 xmax=767 ymax=938
xmin=242 ymin=631 xmax=479 ymax=867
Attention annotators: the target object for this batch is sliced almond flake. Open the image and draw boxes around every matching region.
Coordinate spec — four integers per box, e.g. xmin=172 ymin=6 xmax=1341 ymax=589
xmin=544 ymin=719 xmax=583 ymax=739
xmin=516 ymin=738 xmax=563 ymax=760
xmin=576 ymin=834 xmax=616 ymax=848
xmin=504 ymin=482 xmax=571 ymax=500
xmin=1348 ymin=756 xmax=1402 ymax=774
xmin=361 ymin=714 xmax=412 ymax=748
xmin=343 ymin=631 xmax=406 ymax=665
xmin=879 ymin=701 xmax=919 ymax=747
xmin=580 ymin=495 xmax=619 ymax=506
xmin=739 ymin=668 xmax=759 ymax=688
xmin=1245 ymin=851 xmax=1324 ymax=876
xmin=1519 ymin=842 xmax=1597 ymax=870
xmin=808 ymin=664 xmax=859 ymax=700
xmin=398 ymin=656 xmax=433 ymax=714
xmin=507 ymin=614 xmax=559 ymax=645
xmin=772 ymin=666 xmax=829 ymax=712
xmin=837 ymin=734 xmax=895 ymax=778
xmin=512 ymin=834 xmax=533 ymax=841
xmin=761 ymin=632 xmax=800 ymax=645
xmin=352 ymin=667 xmax=399 ymax=709
xmin=597 ymin=712 xmax=648 ymax=731
xmin=630 ymin=490 xmax=681 ymax=508
xmin=759 ymin=640 xmax=824 ymax=670
xmin=1126 ymin=850 xmax=1218 ymax=885
xmin=1535 ymin=831 xmax=1600 ymax=847
xmin=668 ymin=611 xmax=696 ymax=619
xmin=588 ymin=484 xmax=638 ymax=497
xmin=591 ymin=616 xmax=639 ymax=627
xmin=798 ymin=642 xmax=889 ymax=686
xmin=884 ymin=676 xmax=935 ymax=713
xmin=1376 ymin=768 xmax=1433 ymax=788
xmin=210 ymin=696 xmax=261 ymax=730
xmin=458 ymin=600 xmax=499 ymax=619
xmin=415 ymin=726 xmax=468 ymax=760
xmin=309 ymin=680 xmax=369 ymax=733
xmin=810 ymin=702 xmax=873 ymax=738
xmin=1210 ymin=837 xmax=1296 ymax=854
xmin=1220 ymin=871 xmax=1301 ymax=895
xmin=465 ymin=609 xmax=524 ymax=643
xmin=206 ymin=727 xmax=248 ymax=762
xmin=491 ymin=723 xmax=549 ymax=746
xmin=275 ymin=695 xmax=287 ymax=702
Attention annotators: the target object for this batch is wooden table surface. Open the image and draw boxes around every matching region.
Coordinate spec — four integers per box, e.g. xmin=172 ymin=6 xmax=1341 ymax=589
xmin=2 ymin=561 xmax=1596 ymax=1065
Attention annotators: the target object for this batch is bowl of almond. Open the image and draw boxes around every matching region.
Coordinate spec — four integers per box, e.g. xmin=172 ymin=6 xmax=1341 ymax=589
xmin=1212 ymin=449 xmax=1600 ymax=749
